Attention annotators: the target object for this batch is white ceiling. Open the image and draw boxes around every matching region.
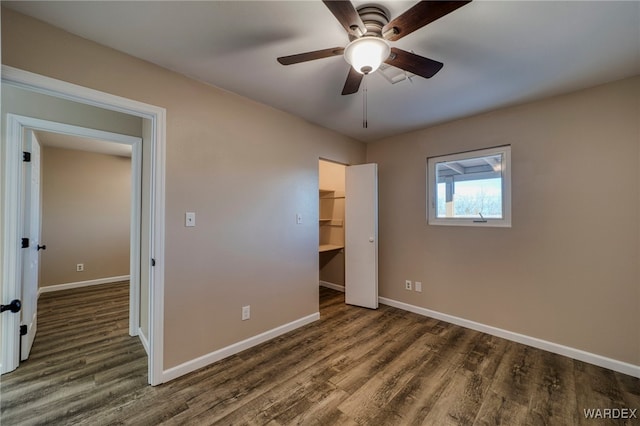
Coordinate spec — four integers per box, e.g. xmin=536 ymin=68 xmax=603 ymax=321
xmin=7 ymin=1 xmax=640 ymax=142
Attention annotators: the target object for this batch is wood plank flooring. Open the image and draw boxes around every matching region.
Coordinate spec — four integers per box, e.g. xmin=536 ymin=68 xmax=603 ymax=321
xmin=1 ymin=283 xmax=639 ymax=425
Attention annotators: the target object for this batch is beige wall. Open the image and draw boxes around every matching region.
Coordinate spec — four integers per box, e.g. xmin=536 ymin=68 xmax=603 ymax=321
xmin=367 ymin=75 xmax=640 ymax=365
xmin=1 ymin=9 xmax=366 ymax=369
xmin=40 ymin=147 xmax=131 ymax=286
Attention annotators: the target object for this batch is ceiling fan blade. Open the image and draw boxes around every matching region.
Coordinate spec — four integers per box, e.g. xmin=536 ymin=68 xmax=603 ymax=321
xmin=277 ymin=47 xmax=345 ymax=65
xmin=384 ymin=48 xmax=444 ymax=79
xmin=382 ymin=1 xmax=472 ymax=41
xmin=342 ymin=66 xmax=363 ymax=95
xmin=322 ymin=0 xmax=367 ymax=37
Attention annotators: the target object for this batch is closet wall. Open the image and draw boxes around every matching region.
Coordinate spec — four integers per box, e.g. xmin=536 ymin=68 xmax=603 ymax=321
xmin=319 ymin=160 xmax=346 ymax=289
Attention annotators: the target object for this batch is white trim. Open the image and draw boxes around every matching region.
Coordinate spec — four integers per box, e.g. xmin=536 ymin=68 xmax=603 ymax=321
xmin=38 ymin=275 xmax=131 ymax=295
xmin=129 ymin=139 xmax=142 ymax=337
xmin=379 ymin=297 xmax=640 ymax=379
xmin=5 ymin=116 xmax=142 ymax=145
xmin=138 ymin=328 xmax=150 ymax=356
xmin=319 ymin=280 xmax=345 ymax=292
xmin=2 ymin=66 xmax=163 ymax=120
xmin=163 ymin=313 xmax=320 ymax=383
xmin=149 ymin=103 xmax=167 ymax=386
xmin=1 ymin=65 xmax=166 ymax=386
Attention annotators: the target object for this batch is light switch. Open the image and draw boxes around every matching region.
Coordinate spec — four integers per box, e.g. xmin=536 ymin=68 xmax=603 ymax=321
xmin=296 ymin=213 xmax=302 ymax=224
xmin=185 ymin=212 xmax=196 ymax=227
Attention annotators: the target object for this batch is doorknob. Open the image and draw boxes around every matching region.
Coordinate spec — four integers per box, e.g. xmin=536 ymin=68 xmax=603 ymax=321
xmin=369 ymin=237 xmax=374 ymax=242
xmin=1 ymin=299 xmax=21 ymax=314
xmin=37 ymin=244 xmax=47 ymax=251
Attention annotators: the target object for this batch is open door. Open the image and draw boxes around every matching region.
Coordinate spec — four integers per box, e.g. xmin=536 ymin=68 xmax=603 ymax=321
xmin=345 ymin=163 xmax=378 ymax=309
xmin=2 ymin=129 xmax=42 ymax=369
xmin=20 ymin=131 xmax=42 ymax=360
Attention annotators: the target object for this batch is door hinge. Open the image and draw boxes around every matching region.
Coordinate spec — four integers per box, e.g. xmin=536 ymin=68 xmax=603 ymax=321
xmin=21 ymin=238 xmax=29 ymax=248
xmin=23 ymin=151 xmax=31 ymax=162
xmin=20 ymin=325 xmax=27 ymax=336
xmin=151 ymin=258 xmax=156 ymax=267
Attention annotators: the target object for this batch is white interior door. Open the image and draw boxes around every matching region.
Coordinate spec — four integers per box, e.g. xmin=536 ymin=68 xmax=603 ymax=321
xmin=20 ymin=131 xmax=41 ymax=360
xmin=345 ymin=163 xmax=378 ymax=309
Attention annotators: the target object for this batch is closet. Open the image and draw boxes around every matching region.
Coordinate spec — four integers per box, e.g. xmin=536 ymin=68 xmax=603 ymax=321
xmin=318 ymin=159 xmax=379 ymax=308
xmin=318 ymin=159 xmax=346 ymax=290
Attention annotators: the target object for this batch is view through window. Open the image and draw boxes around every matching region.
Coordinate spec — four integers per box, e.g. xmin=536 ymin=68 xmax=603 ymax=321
xmin=428 ymin=146 xmax=511 ymax=227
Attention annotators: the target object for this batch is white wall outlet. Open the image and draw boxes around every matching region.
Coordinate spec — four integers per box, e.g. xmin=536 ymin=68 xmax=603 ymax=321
xmin=405 ymin=280 xmax=412 ymax=291
xmin=415 ymin=281 xmax=422 ymax=293
xmin=76 ymin=263 xmax=84 ymax=272
xmin=242 ymin=305 xmax=250 ymax=321
xmin=185 ymin=212 xmax=196 ymax=227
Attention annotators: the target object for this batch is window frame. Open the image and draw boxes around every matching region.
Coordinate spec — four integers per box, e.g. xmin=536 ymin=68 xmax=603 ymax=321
xmin=427 ymin=145 xmax=512 ymax=228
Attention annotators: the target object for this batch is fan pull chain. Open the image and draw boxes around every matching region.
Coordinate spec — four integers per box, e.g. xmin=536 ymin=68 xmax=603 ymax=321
xmin=362 ymin=75 xmax=368 ymax=129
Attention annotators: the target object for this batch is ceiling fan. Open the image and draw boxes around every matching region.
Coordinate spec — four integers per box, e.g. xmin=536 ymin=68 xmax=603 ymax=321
xmin=277 ymin=0 xmax=472 ymax=95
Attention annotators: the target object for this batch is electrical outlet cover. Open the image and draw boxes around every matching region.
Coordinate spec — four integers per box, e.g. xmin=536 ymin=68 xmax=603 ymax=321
xmin=242 ymin=305 xmax=250 ymax=320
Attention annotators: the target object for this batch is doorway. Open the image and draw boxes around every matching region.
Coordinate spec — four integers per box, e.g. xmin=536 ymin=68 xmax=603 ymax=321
xmin=318 ymin=159 xmax=379 ymax=309
xmin=5 ymin=118 xmax=141 ymax=366
xmin=35 ymin=130 xmax=135 ymax=301
xmin=1 ymin=66 xmax=166 ymax=385
xmin=318 ymin=159 xmax=346 ymax=292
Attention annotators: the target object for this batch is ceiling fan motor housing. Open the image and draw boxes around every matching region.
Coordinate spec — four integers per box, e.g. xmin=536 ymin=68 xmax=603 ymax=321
xmin=356 ymin=5 xmax=390 ymax=37
xmin=344 ymin=5 xmax=391 ymax=74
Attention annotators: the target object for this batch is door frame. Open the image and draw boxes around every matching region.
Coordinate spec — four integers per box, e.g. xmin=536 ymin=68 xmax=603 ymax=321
xmin=318 ymin=158 xmax=348 ymax=292
xmin=6 ymin=115 xmax=142 ymax=361
xmin=1 ymin=65 xmax=166 ymax=385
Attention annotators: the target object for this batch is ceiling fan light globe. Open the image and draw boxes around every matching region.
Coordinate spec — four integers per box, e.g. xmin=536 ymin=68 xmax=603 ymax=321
xmin=344 ymin=37 xmax=390 ymax=75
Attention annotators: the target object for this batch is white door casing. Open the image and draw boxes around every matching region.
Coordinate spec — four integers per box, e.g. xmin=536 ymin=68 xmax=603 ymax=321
xmin=3 ymin=115 xmax=142 ymax=371
xmin=345 ymin=163 xmax=378 ymax=309
xmin=1 ymin=65 xmax=166 ymax=385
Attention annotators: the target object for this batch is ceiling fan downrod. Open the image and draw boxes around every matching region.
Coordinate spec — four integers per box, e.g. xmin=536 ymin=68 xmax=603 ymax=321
xmin=362 ymin=75 xmax=368 ymax=129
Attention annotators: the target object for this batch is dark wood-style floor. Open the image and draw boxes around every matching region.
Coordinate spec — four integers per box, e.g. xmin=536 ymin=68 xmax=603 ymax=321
xmin=1 ymin=282 xmax=639 ymax=425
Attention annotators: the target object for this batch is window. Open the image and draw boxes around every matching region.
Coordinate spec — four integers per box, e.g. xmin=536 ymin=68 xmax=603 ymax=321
xmin=427 ymin=146 xmax=511 ymax=227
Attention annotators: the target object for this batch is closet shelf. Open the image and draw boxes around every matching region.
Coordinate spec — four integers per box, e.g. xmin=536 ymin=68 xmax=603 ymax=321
xmin=319 ymin=219 xmax=343 ymax=226
xmin=319 ymin=189 xmax=345 ymax=199
xmin=319 ymin=244 xmax=344 ymax=253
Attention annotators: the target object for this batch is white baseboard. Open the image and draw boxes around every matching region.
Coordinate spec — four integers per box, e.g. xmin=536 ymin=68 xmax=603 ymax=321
xmin=38 ymin=275 xmax=130 ymax=295
xmin=162 ymin=312 xmax=320 ymax=383
xmin=319 ymin=281 xmax=345 ymax=292
xmin=138 ymin=328 xmax=150 ymax=356
xmin=379 ymin=297 xmax=640 ymax=379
